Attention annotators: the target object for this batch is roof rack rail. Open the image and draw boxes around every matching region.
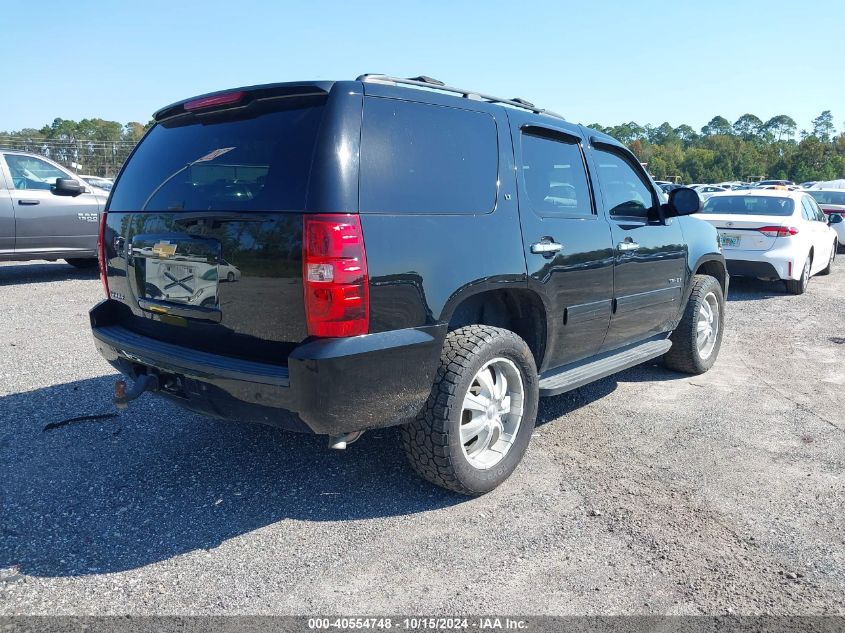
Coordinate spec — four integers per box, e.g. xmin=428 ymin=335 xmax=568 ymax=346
xmin=356 ymin=74 xmax=564 ymax=120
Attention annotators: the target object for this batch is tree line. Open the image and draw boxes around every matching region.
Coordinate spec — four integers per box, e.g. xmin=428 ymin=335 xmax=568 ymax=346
xmin=588 ymin=110 xmax=845 ymax=183
xmin=0 ymin=118 xmax=152 ymax=177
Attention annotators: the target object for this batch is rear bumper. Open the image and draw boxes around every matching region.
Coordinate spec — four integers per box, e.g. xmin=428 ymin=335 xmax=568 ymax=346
xmin=90 ymin=300 xmax=445 ymax=435
xmin=725 ymin=260 xmax=782 ymax=280
xmin=722 ymin=247 xmax=794 ymax=280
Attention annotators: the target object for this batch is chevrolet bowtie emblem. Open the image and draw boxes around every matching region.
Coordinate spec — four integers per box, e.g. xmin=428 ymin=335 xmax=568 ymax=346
xmin=152 ymin=241 xmax=177 ymax=258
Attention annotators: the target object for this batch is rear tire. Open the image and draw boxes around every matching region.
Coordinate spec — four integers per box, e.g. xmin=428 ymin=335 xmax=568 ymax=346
xmin=784 ymin=254 xmax=811 ymax=294
xmin=663 ymin=274 xmax=724 ymax=375
xmin=401 ymin=325 xmax=539 ymax=496
xmin=64 ymin=258 xmax=98 ymax=269
xmin=818 ymin=242 xmax=836 ymax=275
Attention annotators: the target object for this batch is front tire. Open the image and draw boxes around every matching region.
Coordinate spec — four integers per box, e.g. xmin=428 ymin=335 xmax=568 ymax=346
xmin=664 ymin=274 xmax=724 ymax=375
xmin=401 ymin=325 xmax=539 ymax=496
xmin=784 ymin=254 xmax=811 ymax=294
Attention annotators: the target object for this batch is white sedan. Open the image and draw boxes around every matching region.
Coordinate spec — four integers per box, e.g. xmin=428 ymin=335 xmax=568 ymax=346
xmin=695 ymin=190 xmax=840 ymax=294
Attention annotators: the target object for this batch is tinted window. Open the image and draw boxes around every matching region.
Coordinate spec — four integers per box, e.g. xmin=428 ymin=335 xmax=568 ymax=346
xmin=808 ymin=191 xmax=845 ymax=206
xmin=520 ymin=132 xmax=592 ymax=217
xmin=700 ymin=195 xmax=795 ymax=216
xmin=360 ymin=98 xmax=498 ymax=214
xmin=5 ymin=154 xmax=69 ymax=190
xmin=109 ymin=96 xmax=326 ymax=212
xmin=593 ymin=148 xmax=655 ymax=218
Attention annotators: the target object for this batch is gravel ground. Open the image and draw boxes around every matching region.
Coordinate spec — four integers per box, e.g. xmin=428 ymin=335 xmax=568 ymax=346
xmin=1 ymin=259 xmax=843 ymax=615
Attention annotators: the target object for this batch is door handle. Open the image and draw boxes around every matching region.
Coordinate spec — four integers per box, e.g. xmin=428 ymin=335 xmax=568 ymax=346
xmin=617 ymin=240 xmax=640 ymax=252
xmin=530 ymin=239 xmax=563 ymax=256
xmin=18 ymin=199 xmax=40 ymax=205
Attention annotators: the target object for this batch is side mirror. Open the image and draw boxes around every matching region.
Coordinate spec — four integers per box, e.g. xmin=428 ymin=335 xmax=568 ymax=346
xmin=53 ymin=178 xmax=85 ymax=196
xmin=829 ymin=213 xmax=843 ymax=225
xmin=664 ymin=187 xmax=701 ymax=217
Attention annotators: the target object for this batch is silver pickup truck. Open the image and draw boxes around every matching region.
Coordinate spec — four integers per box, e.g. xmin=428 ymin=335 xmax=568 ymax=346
xmin=0 ymin=150 xmax=109 ymax=267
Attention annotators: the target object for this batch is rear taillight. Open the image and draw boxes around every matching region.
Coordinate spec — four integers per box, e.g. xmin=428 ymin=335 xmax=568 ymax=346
xmin=302 ymin=214 xmax=369 ymax=337
xmin=758 ymin=226 xmax=798 ymax=238
xmin=98 ymin=212 xmax=109 ymax=298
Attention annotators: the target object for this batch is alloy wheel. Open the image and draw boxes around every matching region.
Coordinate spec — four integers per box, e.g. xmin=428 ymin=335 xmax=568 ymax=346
xmin=460 ymin=358 xmax=525 ymax=469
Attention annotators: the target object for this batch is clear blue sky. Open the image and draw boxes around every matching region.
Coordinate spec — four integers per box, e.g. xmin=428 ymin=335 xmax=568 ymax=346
xmin=3 ymin=0 xmax=843 ymax=134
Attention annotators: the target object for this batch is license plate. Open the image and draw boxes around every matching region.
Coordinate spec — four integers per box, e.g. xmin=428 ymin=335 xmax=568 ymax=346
xmin=720 ymin=234 xmax=741 ymax=248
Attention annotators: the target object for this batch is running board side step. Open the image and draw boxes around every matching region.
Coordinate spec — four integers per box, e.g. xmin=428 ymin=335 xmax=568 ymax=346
xmin=538 ymin=339 xmax=672 ymax=397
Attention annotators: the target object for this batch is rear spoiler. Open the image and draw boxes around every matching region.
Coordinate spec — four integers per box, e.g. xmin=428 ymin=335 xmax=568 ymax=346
xmin=153 ymin=81 xmax=334 ymax=122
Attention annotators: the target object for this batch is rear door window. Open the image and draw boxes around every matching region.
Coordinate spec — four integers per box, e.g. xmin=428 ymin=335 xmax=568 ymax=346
xmin=108 ymin=96 xmax=326 ymax=212
xmin=360 ymin=98 xmax=498 ymax=214
xmin=519 ymin=131 xmax=593 ymax=218
xmin=807 ymin=197 xmax=825 ymax=221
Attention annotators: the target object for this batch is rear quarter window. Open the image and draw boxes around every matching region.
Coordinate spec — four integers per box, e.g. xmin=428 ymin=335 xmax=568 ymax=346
xmin=360 ymin=98 xmax=498 ymax=214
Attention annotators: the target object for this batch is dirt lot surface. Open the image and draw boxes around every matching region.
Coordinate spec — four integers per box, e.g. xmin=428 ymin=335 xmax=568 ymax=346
xmin=1 ymin=259 xmax=843 ymax=615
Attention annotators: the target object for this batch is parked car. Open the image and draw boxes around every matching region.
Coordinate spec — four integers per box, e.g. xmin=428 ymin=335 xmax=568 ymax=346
xmin=659 ymin=183 xmax=684 ymax=195
xmin=807 ymin=190 xmax=845 ymax=252
xmin=799 ymin=181 xmax=818 ymax=189
xmin=810 ymin=179 xmax=845 ymax=190
xmin=0 ymin=150 xmax=109 ymax=267
xmin=90 ymin=74 xmax=727 ymax=494
xmin=754 ymin=179 xmax=795 ymax=188
xmin=219 ymin=259 xmax=241 ymax=282
xmin=696 ymin=190 xmax=840 ymax=294
xmin=79 ymin=175 xmax=114 ymax=192
xmin=692 ymin=185 xmax=728 ymax=201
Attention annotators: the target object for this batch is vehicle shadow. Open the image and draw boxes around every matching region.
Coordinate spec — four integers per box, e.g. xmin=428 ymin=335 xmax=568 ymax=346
xmin=536 ymin=377 xmax=617 ymax=426
xmin=726 ymin=277 xmax=787 ymax=301
xmin=0 ymin=375 xmax=465 ymax=578
xmin=0 ymin=261 xmax=98 ymax=286
xmin=536 ymin=359 xmax=686 ymax=426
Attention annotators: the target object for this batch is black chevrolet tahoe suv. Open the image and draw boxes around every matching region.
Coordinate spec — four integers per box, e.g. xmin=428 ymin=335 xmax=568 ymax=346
xmin=90 ymin=74 xmax=727 ymax=495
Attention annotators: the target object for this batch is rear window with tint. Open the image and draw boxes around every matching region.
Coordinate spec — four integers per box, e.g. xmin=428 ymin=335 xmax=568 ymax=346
xmin=808 ymin=191 xmax=845 ymax=206
xmin=360 ymin=98 xmax=498 ymax=214
xmin=109 ymin=96 xmax=326 ymax=212
xmin=701 ymin=195 xmax=795 ymax=216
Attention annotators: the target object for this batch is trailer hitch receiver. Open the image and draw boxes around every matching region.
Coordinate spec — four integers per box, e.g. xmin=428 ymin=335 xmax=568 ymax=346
xmin=114 ymin=374 xmax=159 ymax=409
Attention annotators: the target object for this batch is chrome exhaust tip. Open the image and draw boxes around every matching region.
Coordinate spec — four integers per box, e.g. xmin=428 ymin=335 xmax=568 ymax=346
xmin=328 ymin=430 xmax=364 ymax=450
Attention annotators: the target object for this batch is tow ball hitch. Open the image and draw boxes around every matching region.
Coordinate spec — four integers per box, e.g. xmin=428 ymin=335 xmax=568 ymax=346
xmin=114 ymin=374 xmax=159 ymax=409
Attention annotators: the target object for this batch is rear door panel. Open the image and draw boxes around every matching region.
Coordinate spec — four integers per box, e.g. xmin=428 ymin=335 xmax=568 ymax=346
xmin=508 ymin=113 xmax=614 ymax=371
